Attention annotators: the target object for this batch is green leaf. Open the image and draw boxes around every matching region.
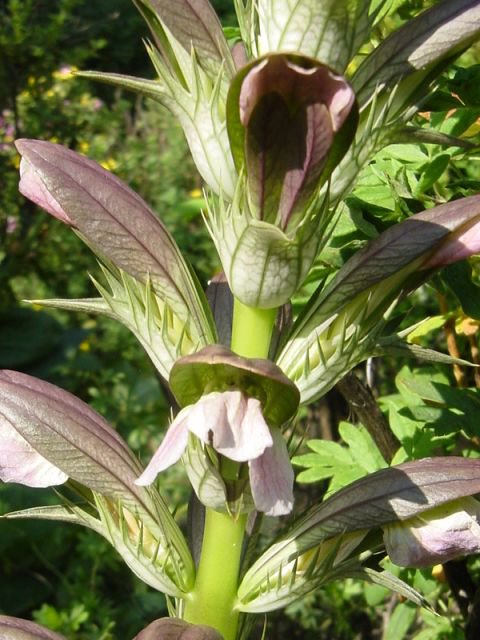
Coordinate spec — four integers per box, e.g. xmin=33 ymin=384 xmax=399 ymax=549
xmin=392 ymin=125 xmax=477 ymax=150
xmin=442 ymin=260 xmax=480 ymax=320
xmin=384 ymin=603 xmax=417 ymax=640
xmin=293 ymin=423 xmax=386 ymax=491
xmin=346 ymin=567 xmax=428 ymax=609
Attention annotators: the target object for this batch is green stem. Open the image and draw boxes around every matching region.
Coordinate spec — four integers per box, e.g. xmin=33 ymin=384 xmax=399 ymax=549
xmin=183 ymin=299 xmax=278 ymax=639
xmin=230 ymin=298 xmax=277 ymax=359
xmin=184 ymin=509 xmax=247 ymax=639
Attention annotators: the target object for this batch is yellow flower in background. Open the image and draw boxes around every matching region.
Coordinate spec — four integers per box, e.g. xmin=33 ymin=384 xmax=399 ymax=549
xmin=101 ymin=158 xmax=118 ymax=171
xmin=79 ymin=141 xmax=90 ymax=154
xmin=189 ymin=188 xmax=203 ymax=198
xmin=79 ymin=340 xmax=90 ymax=352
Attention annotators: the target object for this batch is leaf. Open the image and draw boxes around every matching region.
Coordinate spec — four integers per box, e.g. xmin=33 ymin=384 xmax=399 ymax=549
xmin=15 ymin=139 xmax=216 ymax=349
xmin=346 ymin=567 xmax=428 ymax=609
xmin=293 ymin=423 xmax=386 ymax=492
xmin=237 ymin=457 xmax=480 ymax=605
xmin=183 ymin=434 xmax=228 ymax=510
xmin=1 ymin=504 xmax=102 ymax=534
xmin=136 ymin=0 xmax=235 ymax=79
xmin=0 ymin=616 xmax=66 ymax=640
xmin=352 ymin=0 xmax=480 ymax=107
xmin=392 ymin=125 xmax=477 ymax=150
xmin=205 ymin=273 xmax=234 ymax=347
xmin=256 ymin=0 xmax=381 ymax=73
xmin=442 ymin=261 xmax=480 ymax=320
xmin=236 ymin=531 xmax=367 ymax=612
xmin=384 ymin=603 xmax=417 ymax=640
xmin=0 ymin=370 xmax=194 ymax=594
xmin=375 ymin=336 xmax=476 ymax=367
xmin=277 ymin=194 xmax=480 ymax=403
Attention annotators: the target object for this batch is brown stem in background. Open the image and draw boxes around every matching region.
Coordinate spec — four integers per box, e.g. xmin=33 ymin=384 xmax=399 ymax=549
xmin=336 ymin=372 xmax=400 ymax=463
xmin=438 ymin=293 xmax=467 ymax=387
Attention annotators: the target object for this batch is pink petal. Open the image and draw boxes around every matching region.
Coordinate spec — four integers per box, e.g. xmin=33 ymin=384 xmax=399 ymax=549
xmin=19 ymin=157 xmax=72 ymax=224
xmin=248 ymin=427 xmax=294 ymax=516
xmin=135 ymin=410 xmax=189 ymax=486
xmin=0 ymin=417 xmax=68 ymax=488
xmin=188 ymin=391 xmax=273 ymax=462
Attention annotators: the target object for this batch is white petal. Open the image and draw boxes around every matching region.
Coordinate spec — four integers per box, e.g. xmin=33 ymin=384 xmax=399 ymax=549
xmin=384 ymin=497 xmax=480 ymax=568
xmin=249 ymin=427 xmax=294 ymax=516
xmin=0 ymin=417 xmax=67 ymax=488
xmin=188 ymin=391 xmax=273 ymax=462
xmin=135 ymin=409 xmax=190 ymax=486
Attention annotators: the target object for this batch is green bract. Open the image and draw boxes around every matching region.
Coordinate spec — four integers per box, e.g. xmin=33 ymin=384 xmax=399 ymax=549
xmin=169 ymin=344 xmax=300 ymax=427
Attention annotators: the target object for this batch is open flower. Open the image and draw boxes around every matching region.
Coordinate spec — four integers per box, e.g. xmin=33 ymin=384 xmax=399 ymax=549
xmin=135 ymin=390 xmax=294 ymax=516
xmin=383 ymin=497 xmax=480 ymax=568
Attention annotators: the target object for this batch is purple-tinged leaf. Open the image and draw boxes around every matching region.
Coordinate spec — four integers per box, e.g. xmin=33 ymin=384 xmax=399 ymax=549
xmin=136 ymin=0 xmax=235 ymax=79
xmin=0 ymin=616 xmax=66 ymax=640
xmin=239 ymin=457 xmax=480 ymax=602
xmin=285 ymin=194 xmax=480 ymax=343
xmin=353 ymin=0 xmax=480 ymax=107
xmin=133 ymin=618 xmax=223 ymax=640
xmin=227 ymin=55 xmax=356 ymax=231
xmin=205 ymin=272 xmax=233 ymax=347
xmin=15 ymin=139 xmax=216 ymax=347
xmin=0 ymin=370 xmax=159 ymax=518
xmin=0 ymin=370 xmax=195 ymax=593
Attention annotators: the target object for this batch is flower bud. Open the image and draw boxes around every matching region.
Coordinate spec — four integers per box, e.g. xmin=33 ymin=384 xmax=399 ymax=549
xmin=204 ymin=54 xmax=357 ymax=308
xmin=228 ymin=54 xmax=356 ymax=233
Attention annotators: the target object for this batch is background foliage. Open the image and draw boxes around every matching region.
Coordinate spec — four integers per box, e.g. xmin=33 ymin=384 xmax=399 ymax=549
xmin=2 ymin=0 xmax=480 ymax=638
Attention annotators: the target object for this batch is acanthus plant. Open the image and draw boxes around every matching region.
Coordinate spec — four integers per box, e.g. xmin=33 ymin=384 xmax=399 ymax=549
xmin=2 ymin=1 xmax=480 ymax=639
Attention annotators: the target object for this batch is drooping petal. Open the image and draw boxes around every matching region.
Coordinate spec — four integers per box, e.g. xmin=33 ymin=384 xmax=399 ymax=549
xmin=384 ymin=497 xmax=480 ymax=568
xmin=19 ymin=158 xmax=72 ymax=224
xmin=249 ymin=426 xmax=294 ymax=516
xmin=187 ymin=391 xmax=273 ymax=462
xmin=135 ymin=410 xmax=190 ymax=485
xmin=0 ymin=416 xmax=68 ymax=488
